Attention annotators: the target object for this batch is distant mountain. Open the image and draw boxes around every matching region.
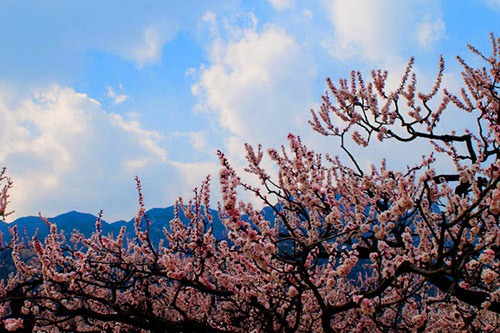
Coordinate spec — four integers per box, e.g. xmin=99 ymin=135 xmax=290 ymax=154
xmin=0 ymin=211 xmax=107 ymax=243
xmin=0 ymin=204 xmax=280 ymax=280
xmin=0 ymin=206 xmax=227 ymax=245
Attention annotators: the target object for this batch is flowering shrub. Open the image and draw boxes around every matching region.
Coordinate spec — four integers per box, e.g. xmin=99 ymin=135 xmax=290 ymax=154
xmin=0 ymin=34 xmax=499 ymax=332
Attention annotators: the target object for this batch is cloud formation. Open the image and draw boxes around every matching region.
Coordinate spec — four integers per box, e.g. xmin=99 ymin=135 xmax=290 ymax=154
xmin=0 ymin=86 xmax=213 ymax=221
xmin=268 ymin=0 xmax=295 ymax=11
xmin=193 ymin=19 xmax=316 ymax=152
xmin=484 ymin=0 xmax=500 ymax=9
xmin=416 ymin=15 xmax=446 ymax=50
xmin=127 ymin=26 xmax=167 ymax=68
xmin=106 ymin=85 xmax=128 ymax=105
xmin=322 ymin=0 xmax=445 ymax=63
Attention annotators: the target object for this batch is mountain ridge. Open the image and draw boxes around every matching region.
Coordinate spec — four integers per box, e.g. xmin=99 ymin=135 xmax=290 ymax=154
xmin=0 ymin=206 xmax=228 ymax=243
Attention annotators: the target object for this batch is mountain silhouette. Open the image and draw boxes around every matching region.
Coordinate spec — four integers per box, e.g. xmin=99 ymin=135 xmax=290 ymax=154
xmin=0 ymin=206 xmax=227 ymax=245
xmin=0 ymin=206 xmax=232 ymax=279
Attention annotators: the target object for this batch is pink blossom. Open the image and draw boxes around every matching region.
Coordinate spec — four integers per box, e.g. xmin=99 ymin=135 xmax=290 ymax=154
xmin=352 ymin=295 xmax=363 ymax=303
xmin=411 ymin=314 xmax=426 ymax=328
xmin=481 ymin=268 xmax=497 ymax=284
xmin=3 ymin=318 xmax=23 ymax=332
xmin=360 ymin=298 xmax=375 ymax=316
xmin=479 ymin=249 xmax=496 ymax=264
xmin=287 ymin=286 xmax=299 ymax=298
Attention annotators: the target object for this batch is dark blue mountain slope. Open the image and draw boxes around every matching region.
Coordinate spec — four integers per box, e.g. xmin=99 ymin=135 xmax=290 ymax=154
xmin=0 ymin=206 xmax=226 ymax=245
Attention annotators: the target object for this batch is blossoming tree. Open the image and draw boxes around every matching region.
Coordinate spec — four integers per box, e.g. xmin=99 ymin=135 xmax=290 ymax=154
xmin=0 ymin=35 xmax=499 ymax=332
xmin=0 ymin=168 xmax=13 ymax=221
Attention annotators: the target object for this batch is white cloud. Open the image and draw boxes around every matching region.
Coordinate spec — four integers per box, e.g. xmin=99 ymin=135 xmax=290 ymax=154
xmin=322 ymin=0 xmax=445 ymax=63
xmin=184 ymin=67 xmax=197 ymax=78
xmin=322 ymin=0 xmax=398 ymax=62
xmin=169 ymin=131 xmax=211 ymax=155
xmin=484 ymin=0 xmax=500 ymax=9
xmin=202 ymin=11 xmax=217 ymax=24
xmin=106 ymin=85 xmax=128 ymax=105
xmin=123 ymin=159 xmax=149 ymax=171
xmin=417 ymin=15 xmax=446 ymax=50
xmin=193 ymin=24 xmax=316 ymax=147
xmin=269 ymin=0 xmax=294 ymax=11
xmin=169 ymin=161 xmax=220 ymax=195
xmin=109 ymin=114 xmax=167 ymax=162
xmin=129 ymin=26 xmax=164 ymax=68
xmin=0 ymin=86 xmax=214 ymax=222
xmin=187 ymin=131 xmax=209 ymax=152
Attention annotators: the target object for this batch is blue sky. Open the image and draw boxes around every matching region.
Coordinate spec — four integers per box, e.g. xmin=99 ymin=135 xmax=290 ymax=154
xmin=1 ymin=0 xmax=499 ymax=222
